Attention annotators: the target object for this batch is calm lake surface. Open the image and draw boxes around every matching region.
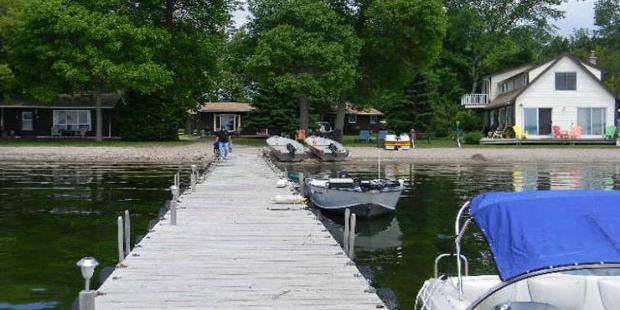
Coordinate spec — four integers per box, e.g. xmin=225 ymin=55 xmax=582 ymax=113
xmin=2 ymin=160 xmax=620 ymax=309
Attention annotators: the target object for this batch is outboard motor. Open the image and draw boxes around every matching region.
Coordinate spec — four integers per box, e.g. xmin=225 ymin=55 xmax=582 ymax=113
xmin=337 ymin=171 xmax=351 ymax=178
xmin=328 ymin=143 xmax=338 ymax=154
xmin=286 ymin=143 xmax=296 ymax=155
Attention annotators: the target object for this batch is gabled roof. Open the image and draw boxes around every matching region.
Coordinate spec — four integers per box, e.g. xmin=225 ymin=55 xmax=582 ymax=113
xmin=0 ymin=94 xmax=121 ymax=109
xmin=484 ymin=54 xmax=618 ymax=110
xmin=197 ymin=102 xmax=254 ymax=113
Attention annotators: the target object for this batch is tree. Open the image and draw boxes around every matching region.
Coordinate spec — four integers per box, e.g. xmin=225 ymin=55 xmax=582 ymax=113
xmin=594 ymin=0 xmax=620 ymax=46
xmin=0 ymin=0 xmax=23 ymax=96
xmin=383 ymin=71 xmax=439 ymax=133
xmin=246 ymin=0 xmax=361 ymax=131
xmin=6 ymin=0 xmax=173 ymax=140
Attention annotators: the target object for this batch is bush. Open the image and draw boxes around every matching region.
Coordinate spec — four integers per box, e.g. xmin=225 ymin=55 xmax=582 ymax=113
xmin=454 ymin=110 xmax=482 ymax=132
xmin=463 ymin=131 xmax=483 ymax=144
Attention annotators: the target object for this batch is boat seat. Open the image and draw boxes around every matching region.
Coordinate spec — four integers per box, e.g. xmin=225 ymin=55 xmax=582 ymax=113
xmin=598 ymin=278 xmax=620 ymax=310
xmin=527 ymin=274 xmax=587 ymax=310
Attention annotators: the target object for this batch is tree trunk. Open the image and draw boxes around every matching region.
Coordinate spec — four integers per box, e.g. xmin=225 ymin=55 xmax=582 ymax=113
xmin=95 ymin=93 xmax=103 ymax=142
xmin=334 ymin=101 xmax=346 ymax=141
xmin=298 ymin=96 xmax=309 ymax=130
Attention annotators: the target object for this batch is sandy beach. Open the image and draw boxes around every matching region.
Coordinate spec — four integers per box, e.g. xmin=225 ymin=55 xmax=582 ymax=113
xmin=1 ymin=143 xmax=620 ymax=163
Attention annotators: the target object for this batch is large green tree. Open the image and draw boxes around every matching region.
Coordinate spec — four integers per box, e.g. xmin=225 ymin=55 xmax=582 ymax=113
xmin=6 ymin=0 xmax=173 ymax=140
xmin=0 ymin=0 xmax=23 ymax=96
xmin=247 ymin=0 xmax=361 ymax=131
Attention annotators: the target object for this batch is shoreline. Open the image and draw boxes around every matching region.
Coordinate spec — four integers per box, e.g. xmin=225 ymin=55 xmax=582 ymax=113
xmin=1 ymin=144 xmax=620 ymax=163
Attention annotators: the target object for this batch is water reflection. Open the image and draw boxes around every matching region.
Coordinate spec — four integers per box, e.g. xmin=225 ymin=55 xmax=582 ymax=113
xmin=281 ymin=160 xmax=620 ymax=309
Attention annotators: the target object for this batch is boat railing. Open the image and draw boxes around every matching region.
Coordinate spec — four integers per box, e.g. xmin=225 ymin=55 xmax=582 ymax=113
xmin=454 ymin=201 xmax=472 ymax=298
xmin=434 ymin=253 xmax=469 ymax=278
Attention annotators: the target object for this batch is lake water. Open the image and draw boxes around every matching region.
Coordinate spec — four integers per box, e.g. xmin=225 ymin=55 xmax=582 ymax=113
xmin=0 ymin=162 xmax=192 ymax=310
xmin=2 ymin=160 xmax=620 ymax=309
xmin=280 ymin=161 xmax=620 ymax=309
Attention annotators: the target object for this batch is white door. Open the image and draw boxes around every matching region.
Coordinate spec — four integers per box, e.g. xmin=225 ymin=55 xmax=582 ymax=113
xmin=21 ymin=111 xmax=33 ymax=131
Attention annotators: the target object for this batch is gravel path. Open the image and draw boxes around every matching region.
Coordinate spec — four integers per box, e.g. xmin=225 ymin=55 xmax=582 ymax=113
xmin=1 ymin=143 xmax=619 ymax=163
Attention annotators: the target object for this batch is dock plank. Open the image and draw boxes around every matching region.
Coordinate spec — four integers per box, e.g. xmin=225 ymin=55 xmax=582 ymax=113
xmin=96 ymin=152 xmax=385 ymax=309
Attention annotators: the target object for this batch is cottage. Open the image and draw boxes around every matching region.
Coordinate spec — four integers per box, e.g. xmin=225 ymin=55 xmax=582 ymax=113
xmin=323 ymin=103 xmax=384 ymax=135
xmin=0 ymin=94 xmax=120 ymax=139
xmin=189 ymin=102 xmax=255 ymax=135
xmin=462 ymin=53 xmax=618 ymax=141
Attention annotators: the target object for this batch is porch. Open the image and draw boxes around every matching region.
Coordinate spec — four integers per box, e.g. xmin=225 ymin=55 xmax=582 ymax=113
xmin=480 ymin=138 xmax=616 ymax=145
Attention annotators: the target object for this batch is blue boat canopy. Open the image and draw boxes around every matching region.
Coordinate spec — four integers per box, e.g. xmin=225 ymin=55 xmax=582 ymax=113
xmin=470 ymin=190 xmax=620 ymax=281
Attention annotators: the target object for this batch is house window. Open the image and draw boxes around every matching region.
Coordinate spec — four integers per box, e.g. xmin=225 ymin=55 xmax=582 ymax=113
xmin=347 ymin=114 xmax=357 ymax=124
xmin=369 ymin=115 xmax=378 ymax=124
xmin=578 ymin=108 xmax=606 ymax=135
xmin=21 ymin=111 xmax=33 ymax=131
xmin=53 ymin=110 xmax=91 ymax=131
xmin=523 ymin=108 xmax=552 ymax=135
xmin=555 ymin=72 xmax=577 ymax=90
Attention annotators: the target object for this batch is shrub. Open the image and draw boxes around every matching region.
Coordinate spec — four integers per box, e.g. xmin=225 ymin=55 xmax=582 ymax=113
xmin=463 ymin=131 xmax=483 ymax=144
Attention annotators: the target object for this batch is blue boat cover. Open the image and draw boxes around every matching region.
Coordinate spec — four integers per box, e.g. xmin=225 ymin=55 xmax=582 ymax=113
xmin=470 ymin=190 xmax=620 ymax=281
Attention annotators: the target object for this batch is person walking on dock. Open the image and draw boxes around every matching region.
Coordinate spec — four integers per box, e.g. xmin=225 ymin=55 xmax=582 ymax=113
xmin=215 ymin=129 xmax=231 ymax=160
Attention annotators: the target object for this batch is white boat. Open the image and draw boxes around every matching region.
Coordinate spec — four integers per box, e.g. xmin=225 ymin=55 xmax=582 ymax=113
xmin=384 ymin=133 xmax=411 ymax=150
xmin=415 ymin=190 xmax=620 ymax=310
xmin=266 ymin=136 xmax=310 ymax=162
xmin=304 ymin=136 xmax=349 ymax=161
xmin=304 ymin=176 xmax=404 ymax=217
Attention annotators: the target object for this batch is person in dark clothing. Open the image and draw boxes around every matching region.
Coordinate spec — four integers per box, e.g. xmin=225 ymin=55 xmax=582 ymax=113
xmin=215 ymin=129 xmax=231 ymax=159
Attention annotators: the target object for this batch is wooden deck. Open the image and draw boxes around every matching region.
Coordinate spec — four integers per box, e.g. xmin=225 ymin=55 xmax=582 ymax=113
xmin=96 ymin=152 xmax=384 ymax=309
xmin=480 ymin=138 xmax=616 ymax=145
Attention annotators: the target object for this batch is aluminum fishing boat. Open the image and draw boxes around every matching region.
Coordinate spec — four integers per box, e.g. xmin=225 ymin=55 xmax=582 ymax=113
xmin=304 ymin=136 xmax=349 ymax=161
xmin=266 ymin=136 xmax=310 ymax=162
xmin=415 ymin=190 xmax=620 ymax=310
xmin=304 ymin=176 xmax=404 ymax=217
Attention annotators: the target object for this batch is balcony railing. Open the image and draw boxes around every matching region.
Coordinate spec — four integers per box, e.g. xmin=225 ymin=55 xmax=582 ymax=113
xmin=461 ymin=94 xmax=489 ymax=108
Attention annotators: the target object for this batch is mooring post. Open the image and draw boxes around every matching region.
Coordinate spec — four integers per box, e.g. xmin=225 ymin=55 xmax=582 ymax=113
xmin=170 ymin=185 xmax=179 ymax=201
xmin=348 ymin=213 xmax=357 ymax=259
xmin=298 ymin=172 xmax=305 ymax=195
xmin=191 ymin=165 xmax=197 ymax=192
xmin=117 ymin=216 xmax=124 ymax=263
xmin=78 ymin=290 xmax=96 ymax=310
xmin=344 ymin=208 xmax=350 ymax=254
xmin=170 ymin=200 xmax=177 ymax=226
xmin=124 ymin=210 xmax=131 ymax=257
xmin=175 ymin=171 xmax=180 ymax=189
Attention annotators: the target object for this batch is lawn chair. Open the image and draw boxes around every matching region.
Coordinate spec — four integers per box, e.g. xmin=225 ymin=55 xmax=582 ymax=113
xmin=605 ymin=126 xmax=617 ymax=139
xmin=513 ymin=125 xmax=526 ymax=140
xmin=357 ymin=130 xmax=370 ymax=143
xmin=569 ymin=126 xmax=583 ymax=139
xmin=552 ymin=126 xmax=569 ymax=139
xmin=491 ymin=126 xmax=505 ymax=139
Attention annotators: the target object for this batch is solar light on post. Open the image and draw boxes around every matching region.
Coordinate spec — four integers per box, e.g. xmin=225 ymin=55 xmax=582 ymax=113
xmin=76 ymin=257 xmax=99 ymax=310
xmin=170 ymin=185 xmax=179 ymax=201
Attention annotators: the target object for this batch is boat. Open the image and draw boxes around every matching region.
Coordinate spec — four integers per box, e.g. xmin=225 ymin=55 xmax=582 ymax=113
xmin=304 ymin=136 xmax=349 ymax=161
xmin=266 ymin=136 xmax=310 ymax=162
xmin=384 ymin=133 xmax=411 ymax=150
xmin=415 ymin=190 xmax=620 ymax=310
xmin=304 ymin=174 xmax=404 ymax=217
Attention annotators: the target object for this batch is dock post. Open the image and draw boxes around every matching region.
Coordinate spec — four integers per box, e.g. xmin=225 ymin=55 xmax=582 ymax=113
xmin=170 ymin=185 xmax=179 ymax=201
xmin=191 ymin=165 xmax=197 ymax=192
xmin=124 ymin=210 xmax=131 ymax=256
xmin=170 ymin=200 xmax=177 ymax=226
xmin=348 ymin=213 xmax=357 ymax=259
xmin=344 ymin=208 xmax=350 ymax=254
xmin=298 ymin=172 xmax=305 ymax=195
xmin=175 ymin=171 xmax=180 ymax=189
xmin=78 ymin=291 xmax=96 ymax=310
xmin=117 ymin=216 xmax=124 ymax=262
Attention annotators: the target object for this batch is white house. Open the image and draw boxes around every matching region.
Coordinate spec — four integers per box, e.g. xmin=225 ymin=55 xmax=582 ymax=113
xmin=462 ymin=53 xmax=618 ymax=139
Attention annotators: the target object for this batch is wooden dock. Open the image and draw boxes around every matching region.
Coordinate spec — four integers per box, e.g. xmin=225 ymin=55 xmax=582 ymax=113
xmin=96 ymin=151 xmax=385 ymax=309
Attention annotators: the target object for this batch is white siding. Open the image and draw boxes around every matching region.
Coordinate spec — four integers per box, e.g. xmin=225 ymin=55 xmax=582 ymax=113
xmin=515 ymin=56 xmax=616 ymax=139
xmin=489 ymin=65 xmax=533 ymax=100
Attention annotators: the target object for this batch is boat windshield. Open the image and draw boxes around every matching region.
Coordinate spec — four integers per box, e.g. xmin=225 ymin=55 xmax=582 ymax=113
xmin=469 ymin=267 xmax=620 ymax=310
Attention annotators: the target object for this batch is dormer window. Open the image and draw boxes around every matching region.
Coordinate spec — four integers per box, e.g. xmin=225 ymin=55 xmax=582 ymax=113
xmin=555 ymin=72 xmax=576 ymax=90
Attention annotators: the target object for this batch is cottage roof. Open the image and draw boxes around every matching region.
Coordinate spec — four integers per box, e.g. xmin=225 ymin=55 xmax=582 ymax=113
xmin=345 ymin=103 xmax=383 ymax=115
xmin=197 ymin=102 xmax=254 ymax=113
xmin=0 ymin=94 xmax=121 ymax=109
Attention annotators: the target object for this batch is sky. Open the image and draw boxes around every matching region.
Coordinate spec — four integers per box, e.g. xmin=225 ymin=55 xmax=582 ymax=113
xmin=232 ymin=0 xmax=598 ymax=37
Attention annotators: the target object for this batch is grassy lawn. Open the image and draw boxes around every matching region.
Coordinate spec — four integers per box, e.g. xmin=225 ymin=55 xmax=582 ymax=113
xmin=230 ymin=136 xmax=268 ymax=146
xmin=0 ymin=139 xmax=197 ymax=147
xmin=343 ymin=135 xmax=458 ymax=148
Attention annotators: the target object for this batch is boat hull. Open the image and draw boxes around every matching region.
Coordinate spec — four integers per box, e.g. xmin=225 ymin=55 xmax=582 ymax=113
xmin=267 ymin=146 xmax=308 ymax=162
xmin=307 ymin=183 xmax=401 ymax=217
xmin=308 ymin=146 xmax=349 ymax=161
